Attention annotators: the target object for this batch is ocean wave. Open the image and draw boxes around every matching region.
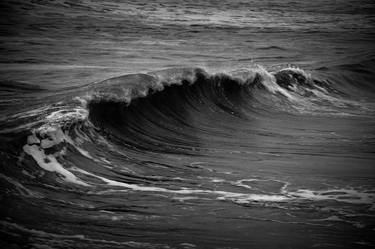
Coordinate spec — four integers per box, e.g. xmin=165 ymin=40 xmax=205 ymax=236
xmin=1 ymin=0 xmax=375 ymax=246
xmin=14 ymin=65 xmax=371 ymax=135
xmin=0 ymin=64 xmax=373 ymax=190
xmin=0 ymin=65 xmax=364 ymax=194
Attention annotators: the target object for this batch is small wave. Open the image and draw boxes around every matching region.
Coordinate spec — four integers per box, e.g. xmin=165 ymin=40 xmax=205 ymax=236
xmin=256 ymin=45 xmax=287 ymax=51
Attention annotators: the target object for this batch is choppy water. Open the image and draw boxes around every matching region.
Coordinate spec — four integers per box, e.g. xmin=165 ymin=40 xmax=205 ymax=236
xmin=1 ymin=0 xmax=375 ymax=248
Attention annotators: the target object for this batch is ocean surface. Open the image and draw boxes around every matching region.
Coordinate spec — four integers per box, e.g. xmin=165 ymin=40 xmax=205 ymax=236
xmin=1 ymin=0 xmax=375 ymax=248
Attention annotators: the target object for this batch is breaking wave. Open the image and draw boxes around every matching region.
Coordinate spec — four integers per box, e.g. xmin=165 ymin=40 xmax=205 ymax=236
xmin=1 ymin=63 xmax=375 ymax=248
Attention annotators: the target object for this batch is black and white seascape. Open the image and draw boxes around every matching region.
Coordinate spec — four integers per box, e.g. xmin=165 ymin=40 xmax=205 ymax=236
xmin=1 ymin=1 xmax=375 ymax=248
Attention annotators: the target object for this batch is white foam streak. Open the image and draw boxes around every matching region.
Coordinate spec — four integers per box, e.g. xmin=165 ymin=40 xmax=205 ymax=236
xmin=288 ymin=189 xmax=375 ymax=204
xmin=71 ymin=167 xmax=289 ymax=203
xmin=22 ymin=126 xmax=92 ymax=186
xmin=23 ymin=144 xmax=89 ymax=186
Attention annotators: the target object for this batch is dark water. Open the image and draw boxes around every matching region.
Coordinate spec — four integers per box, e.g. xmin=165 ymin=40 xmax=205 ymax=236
xmin=1 ymin=0 xmax=375 ymax=248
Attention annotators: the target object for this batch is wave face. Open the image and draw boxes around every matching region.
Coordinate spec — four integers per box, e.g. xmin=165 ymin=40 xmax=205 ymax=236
xmin=1 ymin=62 xmax=375 ymax=248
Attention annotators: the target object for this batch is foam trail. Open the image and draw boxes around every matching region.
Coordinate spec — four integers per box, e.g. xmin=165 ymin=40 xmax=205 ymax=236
xmin=23 ymin=127 xmax=89 ymax=186
xmin=23 ymin=144 xmax=89 ymax=186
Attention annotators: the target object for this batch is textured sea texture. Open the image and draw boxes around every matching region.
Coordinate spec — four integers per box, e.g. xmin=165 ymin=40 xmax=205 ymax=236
xmin=1 ymin=1 xmax=375 ymax=248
